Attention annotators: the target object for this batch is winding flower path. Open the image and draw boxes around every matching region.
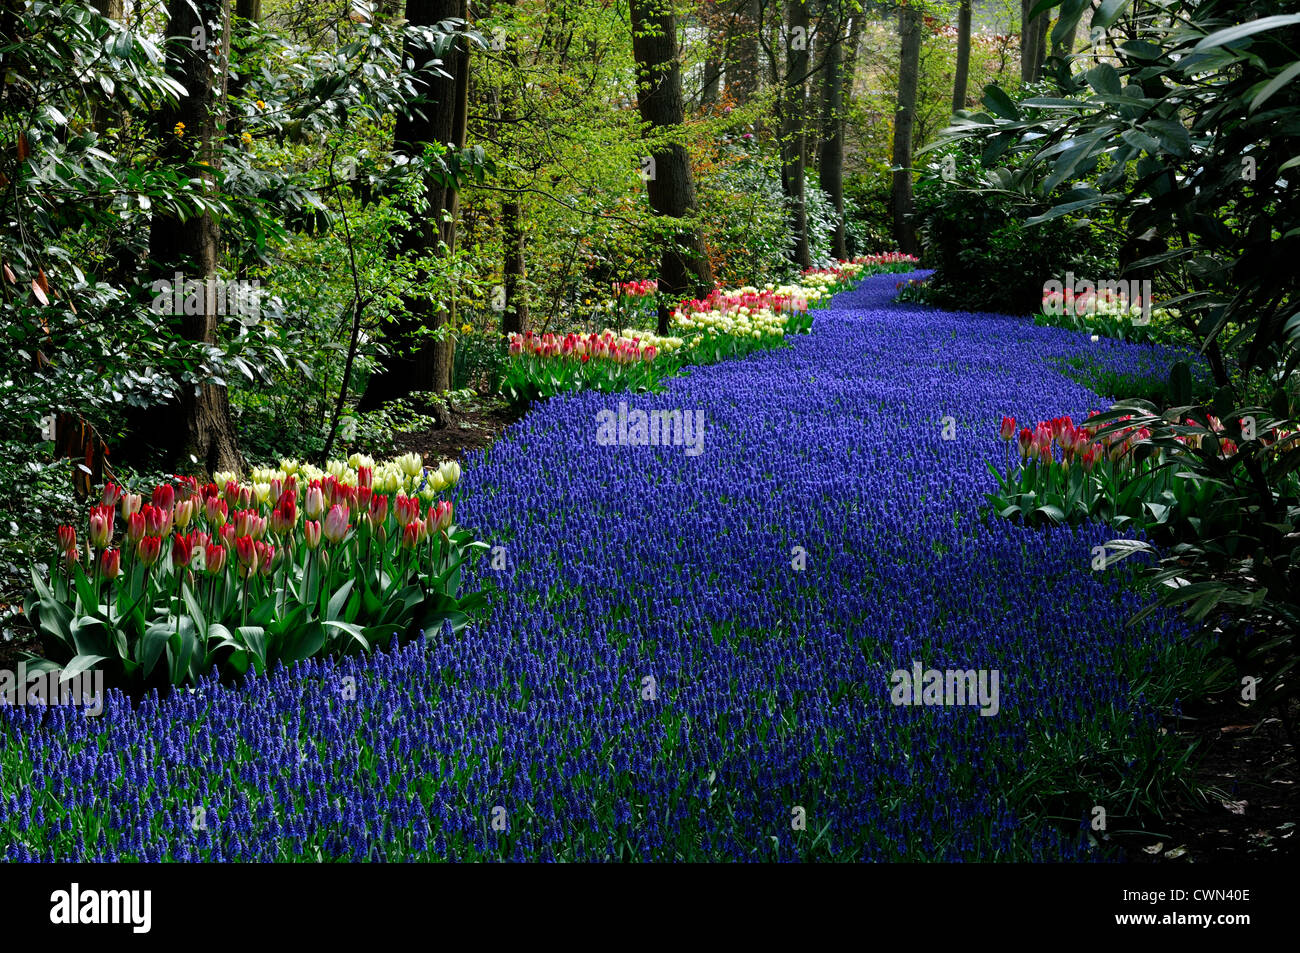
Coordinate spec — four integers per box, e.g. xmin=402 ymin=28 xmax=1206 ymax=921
xmin=2 ymin=272 xmax=1189 ymax=861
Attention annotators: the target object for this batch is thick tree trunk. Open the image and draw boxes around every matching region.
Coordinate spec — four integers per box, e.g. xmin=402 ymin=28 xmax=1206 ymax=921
xmin=501 ymin=199 xmax=528 ymax=335
xmin=818 ymin=15 xmax=846 ymax=260
xmin=147 ymin=0 xmax=243 ymax=475
xmin=93 ymin=0 xmax=126 ymax=19
xmin=361 ymin=0 xmax=470 ymax=408
xmin=780 ymin=0 xmax=810 ymax=269
xmin=953 ymin=0 xmax=972 ymax=111
xmin=630 ymin=0 xmax=715 ymax=334
xmin=724 ymin=0 xmax=760 ymax=105
xmin=891 ymin=2 xmax=921 ymax=256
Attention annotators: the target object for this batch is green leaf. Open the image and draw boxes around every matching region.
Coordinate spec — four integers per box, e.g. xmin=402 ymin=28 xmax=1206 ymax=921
xmin=1249 ymin=61 xmax=1300 ymax=112
xmin=1092 ymin=0 xmax=1132 ymax=30
xmin=982 ymin=85 xmax=1020 ymax=121
xmin=60 ymin=653 xmax=107 ymax=682
xmin=327 ymin=578 xmax=356 ymax=622
xmin=1193 ymin=15 xmax=1300 ymax=52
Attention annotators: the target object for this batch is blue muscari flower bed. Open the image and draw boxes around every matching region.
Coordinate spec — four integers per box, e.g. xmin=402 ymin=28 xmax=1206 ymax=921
xmin=0 ymin=272 xmax=1196 ymax=861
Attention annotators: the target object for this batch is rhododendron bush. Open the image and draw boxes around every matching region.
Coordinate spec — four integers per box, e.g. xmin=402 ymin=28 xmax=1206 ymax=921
xmin=24 ymin=454 xmax=487 ymax=692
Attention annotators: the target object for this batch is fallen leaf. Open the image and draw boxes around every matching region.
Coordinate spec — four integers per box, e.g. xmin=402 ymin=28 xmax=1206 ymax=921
xmin=1164 ymin=845 xmax=1189 ymax=859
xmin=1223 ymin=799 xmax=1248 ymax=815
xmin=1143 ymin=841 xmax=1164 ymax=854
xmin=2 ymin=261 xmax=14 ymax=283
xmin=31 ymin=278 xmax=48 ymax=306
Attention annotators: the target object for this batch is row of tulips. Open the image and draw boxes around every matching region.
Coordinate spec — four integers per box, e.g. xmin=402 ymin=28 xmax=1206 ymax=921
xmin=987 ymin=410 xmax=1251 ymax=534
xmin=501 ymin=329 xmax=683 ymax=402
xmin=26 ymin=454 xmax=487 ymax=693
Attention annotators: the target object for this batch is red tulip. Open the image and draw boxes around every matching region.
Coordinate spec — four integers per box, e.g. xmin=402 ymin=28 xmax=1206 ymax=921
xmin=235 ymin=534 xmax=258 ymax=574
xmin=172 ymin=532 xmax=194 ymax=568
xmin=58 ymin=525 xmax=77 ymax=552
xmin=256 ymin=541 xmax=275 ymax=576
xmin=204 ymin=543 xmax=227 ymax=575
xmin=100 ymin=482 xmax=124 ymax=507
xmin=368 ymin=493 xmax=389 ymax=525
xmin=303 ymin=520 xmax=322 ymax=550
xmin=999 ymin=416 xmax=1016 ymax=441
xmin=152 ymin=483 xmax=175 ymax=512
xmin=142 ymin=503 xmax=171 ymax=536
xmin=138 ymin=535 xmax=163 ymax=568
xmin=270 ymin=504 xmax=295 ymax=537
xmin=205 ymin=497 xmax=228 ymax=528
xmin=1017 ymin=427 xmax=1033 ymax=460
xmin=358 ymin=466 xmax=374 ymax=490
xmin=126 ymin=511 xmax=146 ymax=544
xmin=99 ymin=548 xmax=121 ymax=581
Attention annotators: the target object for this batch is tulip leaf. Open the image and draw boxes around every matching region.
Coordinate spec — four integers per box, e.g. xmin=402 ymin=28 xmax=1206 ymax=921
xmin=327 ymin=578 xmax=355 ymax=622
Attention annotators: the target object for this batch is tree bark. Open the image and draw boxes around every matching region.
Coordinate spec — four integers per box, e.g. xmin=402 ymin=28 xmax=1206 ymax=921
xmin=724 ymin=0 xmax=760 ymax=105
xmin=953 ymin=0 xmax=972 ymax=111
xmin=145 ymin=0 xmax=242 ymax=475
xmin=630 ymin=0 xmax=715 ymax=334
xmin=1020 ymin=0 xmax=1047 ymax=83
xmin=780 ymin=0 xmax=810 ymax=268
xmin=891 ymin=1 xmax=921 ymax=256
xmin=501 ymin=199 xmax=528 ymax=335
xmin=818 ymin=13 xmax=847 ymax=259
xmin=361 ymin=0 xmax=470 ymax=408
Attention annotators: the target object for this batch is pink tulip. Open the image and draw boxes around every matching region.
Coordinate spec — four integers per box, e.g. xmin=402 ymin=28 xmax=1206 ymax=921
xmin=142 ymin=503 xmax=170 ymax=536
xmin=304 ymin=485 xmax=326 ymax=519
xmin=126 ymin=511 xmax=146 ymax=544
xmin=205 ymin=497 xmax=228 ymax=528
xmin=427 ymin=500 xmax=453 ymax=536
xmin=394 ymin=494 xmax=420 ymax=527
xmin=100 ymin=482 xmax=124 ymax=507
xmin=88 ymin=505 xmax=114 ymax=549
xmin=304 ymin=520 xmax=322 ymax=549
xmin=58 ymin=524 xmax=77 ymax=553
xmin=322 ymin=504 xmax=349 ymax=544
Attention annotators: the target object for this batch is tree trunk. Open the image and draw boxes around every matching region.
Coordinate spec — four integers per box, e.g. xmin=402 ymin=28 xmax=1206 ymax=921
xmin=361 ymin=0 xmax=470 ymax=408
xmin=780 ymin=0 xmax=810 ymax=269
xmin=502 ymin=199 xmax=528 ymax=335
xmin=1020 ymin=0 xmax=1047 ymax=83
xmin=818 ymin=14 xmax=847 ymax=260
xmin=93 ymin=0 xmax=125 ymax=19
xmin=953 ymin=0 xmax=972 ymax=111
xmin=630 ymin=0 xmax=715 ymax=335
xmin=891 ymin=2 xmax=921 ymax=256
xmin=724 ymin=0 xmax=760 ymax=105
xmin=147 ymin=0 xmax=243 ymax=475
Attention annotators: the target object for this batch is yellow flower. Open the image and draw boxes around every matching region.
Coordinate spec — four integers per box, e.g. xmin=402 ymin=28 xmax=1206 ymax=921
xmin=255 ymin=100 xmax=265 ymax=110
xmin=173 ymin=122 xmax=185 ymax=137
xmin=241 ymin=132 xmax=252 ymax=146
xmin=461 ymin=323 xmax=472 ymax=334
